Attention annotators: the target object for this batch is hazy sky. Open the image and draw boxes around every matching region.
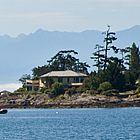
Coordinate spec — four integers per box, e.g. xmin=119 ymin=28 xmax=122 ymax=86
xmin=0 ymin=0 xmax=140 ymax=37
xmin=1 ymin=0 xmax=140 ymax=91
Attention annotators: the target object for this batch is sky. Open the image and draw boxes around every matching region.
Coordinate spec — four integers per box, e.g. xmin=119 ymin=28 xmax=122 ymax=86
xmin=1 ymin=0 xmax=140 ymax=91
xmin=0 ymin=0 xmax=140 ymax=37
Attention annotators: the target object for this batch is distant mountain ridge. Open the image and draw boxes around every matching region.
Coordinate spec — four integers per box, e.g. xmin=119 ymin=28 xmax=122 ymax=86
xmin=1 ymin=25 xmax=140 ymax=84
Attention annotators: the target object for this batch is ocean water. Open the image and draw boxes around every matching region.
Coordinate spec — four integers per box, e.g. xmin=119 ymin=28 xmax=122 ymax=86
xmin=0 ymin=108 xmax=140 ymax=140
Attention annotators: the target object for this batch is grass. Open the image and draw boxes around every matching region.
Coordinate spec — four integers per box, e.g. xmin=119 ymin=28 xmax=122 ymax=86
xmin=119 ymin=91 xmax=134 ymax=95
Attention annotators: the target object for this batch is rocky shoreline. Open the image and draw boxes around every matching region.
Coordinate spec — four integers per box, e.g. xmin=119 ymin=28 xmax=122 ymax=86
xmin=0 ymin=93 xmax=140 ymax=109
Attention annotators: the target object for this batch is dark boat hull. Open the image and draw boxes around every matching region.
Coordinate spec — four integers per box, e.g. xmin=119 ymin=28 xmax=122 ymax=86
xmin=0 ymin=110 xmax=8 ymax=114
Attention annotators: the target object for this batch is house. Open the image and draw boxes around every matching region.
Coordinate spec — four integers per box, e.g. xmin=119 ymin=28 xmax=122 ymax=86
xmin=25 ymin=70 xmax=88 ymax=92
xmin=25 ymin=79 xmax=40 ymax=92
xmin=0 ymin=90 xmax=10 ymax=95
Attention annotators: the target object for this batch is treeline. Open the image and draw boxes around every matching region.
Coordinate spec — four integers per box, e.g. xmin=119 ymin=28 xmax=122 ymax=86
xmin=89 ymin=26 xmax=140 ymax=92
xmin=19 ymin=50 xmax=90 ymax=84
xmin=18 ymin=26 xmax=140 ymax=96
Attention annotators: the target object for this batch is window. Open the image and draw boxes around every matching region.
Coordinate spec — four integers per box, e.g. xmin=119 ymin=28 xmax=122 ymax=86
xmin=73 ymin=77 xmax=76 ymax=83
xmin=27 ymin=82 xmax=32 ymax=85
xmin=27 ymin=86 xmax=32 ymax=92
xmin=73 ymin=77 xmax=79 ymax=83
xmin=33 ymin=83 xmax=39 ymax=85
xmin=33 ymin=86 xmax=39 ymax=91
xmin=76 ymin=77 xmax=79 ymax=83
xmin=80 ymin=77 xmax=84 ymax=83
xmin=41 ymin=78 xmax=45 ymax=83
xmin=58 ymin=77 xmax=63 ymax=83
xmin=67 ymin=78 xmax=69 ymax=83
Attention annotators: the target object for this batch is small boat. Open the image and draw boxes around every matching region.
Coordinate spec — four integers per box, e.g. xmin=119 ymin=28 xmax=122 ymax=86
xmin=0 ymin=109 xmax=8 ymax=114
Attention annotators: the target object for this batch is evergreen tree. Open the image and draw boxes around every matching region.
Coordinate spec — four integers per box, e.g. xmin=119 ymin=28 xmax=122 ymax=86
xmin=32 ymin=65 xmax=50 ymax=80
xmin=90 ymin=44 xmax=104 ymax=72
xmin=124 ymin=70 xmax=135 ymax=91
xmin=88 ymin=73 xmax=100 ymax=90
xmin=129 ymin=43 xmax=140 ymax=79
xmin=91 ymin=26 xmax=118 ymax=71
xmin=44 ymin=77 xmax=54 ymax=88
xmin=124 ymin=46 xmax=131 ymax=67
xmin=119 ymin=48 xmax=128 ymax=71
xmin=31 ymin=50 xmax=90 ymax=79
xmin=124 ymin=43 xmax=140 ymax=82
xmin=102 ymin=25 xmax=118 ymax=70
xmin=47 ymin=50 xmax=90 ymax=73
xmin=19 ymin=74 xmax=31 ymax=85
xmin=99 ymin=58 xmax=125 ymax=91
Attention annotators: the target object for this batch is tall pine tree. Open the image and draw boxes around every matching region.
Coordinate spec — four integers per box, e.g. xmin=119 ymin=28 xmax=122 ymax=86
xmin=129 ymin=43 xmax=140 ymax=80
xmin=90 ymin=44 xmax=104 ymax=72
xmin=103 ymin=25 xmax=118 ymax=70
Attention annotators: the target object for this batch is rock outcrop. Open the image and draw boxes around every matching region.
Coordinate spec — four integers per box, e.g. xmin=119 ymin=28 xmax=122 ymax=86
xmin=0 ymin=93 xmax=140 ymax=108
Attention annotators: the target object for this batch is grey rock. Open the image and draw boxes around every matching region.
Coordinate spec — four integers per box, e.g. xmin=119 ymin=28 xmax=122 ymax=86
xmin=76 ymin=98 xmax=89 ymax=102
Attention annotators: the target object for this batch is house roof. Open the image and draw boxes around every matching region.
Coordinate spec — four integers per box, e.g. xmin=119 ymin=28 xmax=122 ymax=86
xmin=0 ymin=90 xmax=10 ymax=94
xmin=40 ymin=70 xmax=87 ymax=78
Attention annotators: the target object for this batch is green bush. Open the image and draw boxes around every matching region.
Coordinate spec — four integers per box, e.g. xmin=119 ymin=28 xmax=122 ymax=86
xmin=76 ymin=86 xmax=88 ymax=93
xmin=27 ymin=91 xmax=41 ymax=95
xmin=88 ymin=78 xmax=100 ymax=90
xmin=99 ymin=81 xmax=112 ymax=91
xmin=86 ymin=90 xmax=99 ymax=95
xmin=135 ymin=86 xmax=140 ymax=94
xmin=101 ymin=89 xmax=119 ymax=96
xmin=82 ymin=78 xmax=90 ymax=88
xmin=51 ymin=82 xmax=65 ymax=96
xmin=8 ymin=92 xmax=23 ymax=96
xmin=136 ymin=93 xmax=140 ymax=98
xmin=44 ymin=77 xmax=54 ymax=88
xmin=78 ymin=87 xmax=89 ymax=93
xmin=59 ymin=94 xmax=65 ymax=100
xmin=14 ymin=87 xmax=26 ymax=93
xmin=44 ymin=89 xmax=52 ymax=94
xmin=65 ymin=87 xmax=76 ymax=96
xmin=40 ymin=87 xmax=48 ymax=93
xmin=81 ymin=94 xmax=87 ymax=98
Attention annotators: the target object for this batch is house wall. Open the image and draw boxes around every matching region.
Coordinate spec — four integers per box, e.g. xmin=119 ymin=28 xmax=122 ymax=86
xmin=26 ymin=76 xmax=86 ymax=91
xmin=26 ymin=79 xmax=39 ymax=92
xmin=39 ymin=77 xmax=84 ymax=88
xmin=53 ymin=77 xmax=58 ymax=83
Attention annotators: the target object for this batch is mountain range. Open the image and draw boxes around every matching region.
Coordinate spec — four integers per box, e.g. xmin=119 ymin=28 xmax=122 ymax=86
xmin=1 ymin=25 xmax=140 ymax=85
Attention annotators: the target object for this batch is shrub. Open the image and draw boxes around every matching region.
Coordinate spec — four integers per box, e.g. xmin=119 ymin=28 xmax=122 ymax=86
xmin=82 ymin=78 xmax=90 ymax=88
xmin=22 ymin=91 xmax=30 ymax=95
xmin=65 ymin=87 xmax=76 ymax=96
xmin=77 ymin=87 xmax=89 ymax=93
xmin=14 ymin=87 xmax=26 ymax=93
xmin=44 ymin=89 xmax=52 ymax=94
xmin=59 ymin=94 xmax=65 ymax=100
xmin=86 ymin=90 xmax=99 ymax=95
xmin=76 ymin=86 xmax=90 ymax=93
xmin=8 ymin=92 xmax=23 ymax=96
xmin=88 ymin=77 xmax=100 ymax=90
xmin=136 ymin=93 xmax=140 ymax=98
xmin=135 ymin=86 xmax=140 ymax=94
xmin=51 ymin=97 xmax=57 ymax=101
xmin=27 ymin=91 xmax=41 ymax=95
xmin=40 ymin=87 xmax=48 ymax=93
xmin=101 ymin=89 xmax=119 ymax=96
xmin=51 ymin=82 xmax=65 ymax=96
xmin=99 ymin=81 xmax=112 ymax=91
xmin=81 ymin=94 xmax=87 ymax=98
xmin=76 ymin=86 xmax=84 ymax=93
xmin=44 ymin=77 xmax=54 ymax=88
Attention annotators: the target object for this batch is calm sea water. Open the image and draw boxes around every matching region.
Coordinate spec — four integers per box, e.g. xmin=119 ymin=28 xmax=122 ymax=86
xmin=0 ymin=108 xmax=140 ymax=140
